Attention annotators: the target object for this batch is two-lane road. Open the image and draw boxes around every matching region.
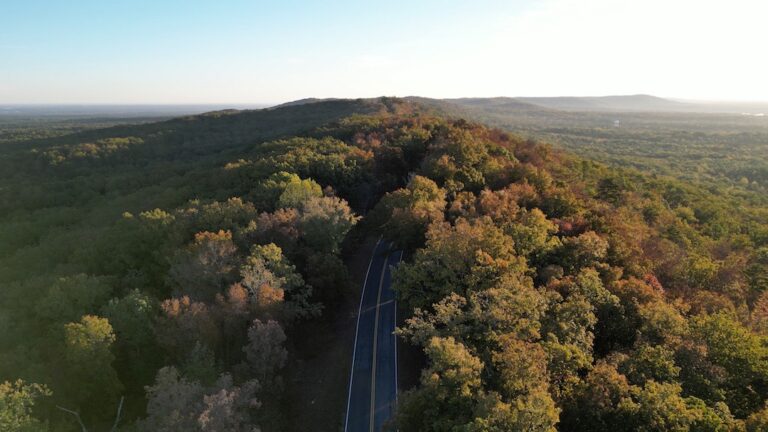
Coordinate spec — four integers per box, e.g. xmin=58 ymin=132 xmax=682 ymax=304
xmin=345 ymin=240 xmax=403 ymax=432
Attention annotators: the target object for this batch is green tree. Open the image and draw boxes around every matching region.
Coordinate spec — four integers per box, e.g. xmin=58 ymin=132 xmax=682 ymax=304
xmin=374 ymin=175 xmax=446 ymax=249
xmin=397 ymin=337 xmax=483 ymax=432
xmin=101 ymin=289 xmax=160 ymax=390
xmin=297 ymin=196 xmax=359 ymax=254
xmin=400 ymin=278 xmax=547 ymax=360
xmin=61 ymin=315 xmax=122 ymax=419
xmin=36 ymin=274 xmax=112 ymax=325
xmin=492 ymin=336 xmax=548 ymax=399
xmin=0 ymin=380 xmax=51 ymax=432
xmin=467 ymin=389 xmax=559 ymax=432
xmin=689 ymin=312 xmax=768 ymax=416
xmin=617 ymin=344 xmax=680 ymax=386
xmin=394 ymin=217 xmax=527 ymax=310
xmin=276 ymin=176 xmax=323 ymax=209
xmin=504 ymin=208 xmax=560 ymax=262
xmin=557 ymin=231 xmax=609 ymax=273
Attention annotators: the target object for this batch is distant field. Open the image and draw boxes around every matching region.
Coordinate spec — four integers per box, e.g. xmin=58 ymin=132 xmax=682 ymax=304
xmin=414 ymin=97 xmax=768 ymax=200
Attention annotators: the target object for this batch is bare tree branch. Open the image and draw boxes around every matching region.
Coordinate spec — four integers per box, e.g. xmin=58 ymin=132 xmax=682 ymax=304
xmin=56 ymin=405 xmax=88 ymax=432
xmin=110 ymin=396 xmax=125 ymax=432
xmin=57 ymin=396 xmax=124 ymax=432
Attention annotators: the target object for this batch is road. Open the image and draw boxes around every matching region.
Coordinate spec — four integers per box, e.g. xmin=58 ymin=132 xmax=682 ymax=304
xmin=345 ymin=239 xmax=403 ymax=432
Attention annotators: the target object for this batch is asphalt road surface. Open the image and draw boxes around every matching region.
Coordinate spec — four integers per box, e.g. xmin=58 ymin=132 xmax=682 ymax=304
xmin=345 ymin=240 xmax=403 ymax=432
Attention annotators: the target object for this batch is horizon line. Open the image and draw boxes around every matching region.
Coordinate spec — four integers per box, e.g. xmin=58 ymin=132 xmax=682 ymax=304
xmin=3 ymin=95 xmax=768 ymax=107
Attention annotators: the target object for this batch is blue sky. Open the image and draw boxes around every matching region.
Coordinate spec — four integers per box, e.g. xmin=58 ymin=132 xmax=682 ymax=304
xmin=1 ymin=0 xmax=766 ymax=103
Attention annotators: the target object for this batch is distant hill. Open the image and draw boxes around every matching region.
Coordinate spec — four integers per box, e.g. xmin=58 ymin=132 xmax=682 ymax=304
xmin=0 ymin=98 xmax=401 ymax=179
xmin=515 ymin=94 xmax=691 ymax=112
xmin=272 ymin=97 xmax=343 ymax=108
xmin=433 ymin=97 xmax=548 ymax=112
xmin=258 ymin=95 xmax=768 ymax=116
xmin=0 ymin=104 xmax=270 ymax=118
xmin=445 ymin=95 xmax=768 ymax=114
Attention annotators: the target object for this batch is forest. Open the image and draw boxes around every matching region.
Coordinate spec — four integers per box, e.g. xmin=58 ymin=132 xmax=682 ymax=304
xmin=420 ymin=97 xmax=768 ymax=199
xmin=1 ymin=97 xmax=768 ymax=431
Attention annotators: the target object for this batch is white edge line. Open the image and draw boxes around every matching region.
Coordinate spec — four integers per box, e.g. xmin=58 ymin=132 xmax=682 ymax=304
xmin=344 ymin=236 xmax=382 ymax=432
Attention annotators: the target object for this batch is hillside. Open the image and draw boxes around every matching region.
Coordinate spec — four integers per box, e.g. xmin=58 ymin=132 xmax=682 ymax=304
xmin=1 ymin=98 xmax=767 ymax=431
xmin=517 ymin=94 xmax=691 ymax=112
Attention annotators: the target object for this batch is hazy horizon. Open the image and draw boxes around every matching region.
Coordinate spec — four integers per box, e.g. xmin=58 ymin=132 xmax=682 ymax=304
xmin=3 ymin=95 xmax=768 ymax=120
xmin=2 ymin=0 xmax=767 ymax=104
xmin=4 ymin=94 xmax=768 ymax=108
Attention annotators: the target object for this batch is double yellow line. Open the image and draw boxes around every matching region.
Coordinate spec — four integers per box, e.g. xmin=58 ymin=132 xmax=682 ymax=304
xmin=369 ymin=249 xmax=403 ymax=432
xmin=369 ymin=251 xmax=390 ymax=432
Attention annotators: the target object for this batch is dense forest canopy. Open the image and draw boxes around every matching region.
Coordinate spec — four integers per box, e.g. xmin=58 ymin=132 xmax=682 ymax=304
xmin=1 ymin=97 xmax=767 ymax=431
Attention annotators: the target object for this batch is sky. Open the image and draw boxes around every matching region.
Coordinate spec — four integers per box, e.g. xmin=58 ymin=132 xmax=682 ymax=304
xmin=1 ymin=0 xmax=767 ymax=104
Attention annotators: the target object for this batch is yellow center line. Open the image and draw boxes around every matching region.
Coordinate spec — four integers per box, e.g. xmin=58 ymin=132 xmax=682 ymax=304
xmin=369 ymin=250 xmax=389 ymax=432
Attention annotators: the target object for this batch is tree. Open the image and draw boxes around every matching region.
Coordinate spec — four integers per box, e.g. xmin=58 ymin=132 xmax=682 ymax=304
xmin=467 ymin=389 xmax=559 ymax=432
xmin=250 ymin=171 xmax=298 ymax=210
xmin=637 ymin=300 xmax=688 ymax=346
xmin=156 ymin=297 xmax=219 ymax=363
xmin=36 ymin=274 xmax=112 ymax=325
xmin=139 ymin=366 xmax=205 ymax=432
xmin=542 ymin=335 xmax=592 ymax=400
xmin=504 ymin=208 xmax=560 ymax=262
xmin=751 ymin=289 xmax=768 ymax=334
xmin=243 ymin=319 xmax=288 ymax=385
xmin=97 ymin=209 xmax=175 ymax=289
xmin=492 ymin=336 xmax=548 ymax=399
xmin=0 ymin=380 xmax=51 ymax=432
xmin=240 ymin=243 xmax=318 ymax=321
xmin=467 ymin=280 xmax=547 ymax=348
xmin=617 ymin=344 xmax=680 ymax=386
xmin=689 ymin=312 xmax=768 ymax=416
xmin=174 ymin=198 xmax=260 ymax=238
xmin=622 ymin=381 xmax=736 ymax=432
xmin=683 ymin=254 xmax=719 ymax=291
xmin=297 ymin=196 xmax=358 ymax=254
xmin=168 ymin=231 xmax=240 ymax=302
xmin=560 ymin=361 xmax=633 ymax=431
xmin=394 ymin=217 xmax=527 ymax=310
xmin=747 ymin=402 xmax=768 ymax=432
xmin=102 ymin=289 xmax=157 ymax=352
xmin=397 ymin=337 xmax=483 ymax=432
xmin=747 ymin=247 xmax=768 ymax=302
xmin=303 ymin=251 xmax=351 ymax=305
xmin=543 ymin=292 xmax=596 ymax=360
xmin=197 ymin=374 xmax=260 ymax=432
xmin=61 ymin=315 xmax=122 ymax=419
xmin=374 ymin=175 xmax=446 ymax=249
xmin=420 ymin=124 xmax=514 ymax=192
xmin=101 ymin=289 xmax=160 ymax=389
xmin=400 ymin=278 xmax=547 ymax=360
xmin=597 ymin=176 xmax=631 ymax=206
xmin=139 ymin=367 xmax=260 ymax=432
xmin=276 ymin=176 xmax=322 ymax=209
xmin=557 ymin=231 xmax=609 ymax=273
xmin=248 ymin=208 xmax=300 ymax=255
